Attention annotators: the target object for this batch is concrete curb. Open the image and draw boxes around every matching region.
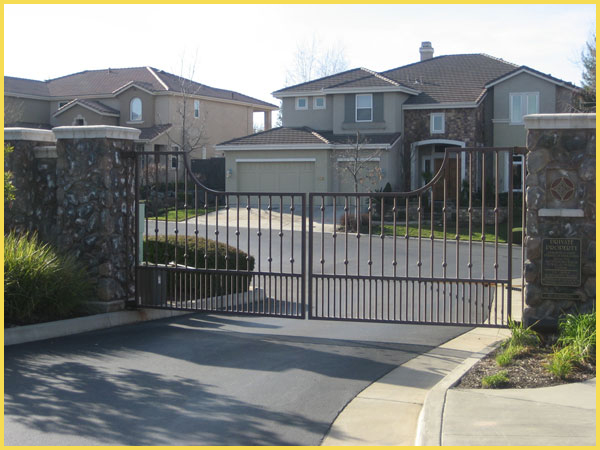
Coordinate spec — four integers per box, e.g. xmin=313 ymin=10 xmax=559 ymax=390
xmin=414 ymin=336 xmax=506 ymax=446
xmin=4 ymin=309 xmax=192 ymax=346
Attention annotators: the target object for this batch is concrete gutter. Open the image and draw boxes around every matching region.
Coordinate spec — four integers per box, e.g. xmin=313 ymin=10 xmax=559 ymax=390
xmin=414 ymin=335 xmax=506 ymax=445
xmin=4 ymin=309 xmax=192 ymax=346
xmin=322 ymin=327 xmax=509 ymax=446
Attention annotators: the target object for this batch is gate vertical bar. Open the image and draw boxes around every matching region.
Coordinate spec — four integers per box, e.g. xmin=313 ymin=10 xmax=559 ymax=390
xmin=507 ymin=148 xmax=514 ymax=322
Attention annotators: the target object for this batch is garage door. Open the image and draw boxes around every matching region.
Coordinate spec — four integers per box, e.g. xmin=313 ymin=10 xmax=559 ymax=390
xmin=237 ymin=160 xmax=316 ymax=194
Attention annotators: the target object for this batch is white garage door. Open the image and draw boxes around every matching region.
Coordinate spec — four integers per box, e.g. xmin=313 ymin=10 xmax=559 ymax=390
xmin=237 ymin=160 xmax=316 ymax=194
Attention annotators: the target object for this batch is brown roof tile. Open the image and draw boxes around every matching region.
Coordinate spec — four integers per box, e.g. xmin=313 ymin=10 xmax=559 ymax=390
xmin=138 ymin=124 xmax=173 ymax=141
xmin=5 ymin=67 xmax=277 ymax=109
xmin=218 ymin=127 xmax=401 ymax=147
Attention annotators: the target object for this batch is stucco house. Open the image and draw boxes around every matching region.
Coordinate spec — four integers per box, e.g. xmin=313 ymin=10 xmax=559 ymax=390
xmin=4 ymin=67 xmax=278 ymax=161
xmin=218 ymin=42 xmax=578 ymax=197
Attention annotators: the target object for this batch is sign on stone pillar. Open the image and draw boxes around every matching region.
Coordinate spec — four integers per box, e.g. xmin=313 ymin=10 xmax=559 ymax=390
xmin=52 ymin=126 xmax=141 ymax=313
xmin=523 ymin=114 xmax=595 ymax=329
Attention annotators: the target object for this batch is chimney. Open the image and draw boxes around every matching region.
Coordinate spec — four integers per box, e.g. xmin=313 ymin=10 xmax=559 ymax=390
xmin=419 ymin=41 xmax=434 ymax=61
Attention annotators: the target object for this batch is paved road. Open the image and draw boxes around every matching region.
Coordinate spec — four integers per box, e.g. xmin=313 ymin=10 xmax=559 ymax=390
xmin=4 ymin=314 xmax=469 ymax=445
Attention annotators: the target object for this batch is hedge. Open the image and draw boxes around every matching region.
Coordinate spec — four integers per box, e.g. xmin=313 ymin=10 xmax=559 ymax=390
xmin=143 ymin=235 xmax=255 ymax=300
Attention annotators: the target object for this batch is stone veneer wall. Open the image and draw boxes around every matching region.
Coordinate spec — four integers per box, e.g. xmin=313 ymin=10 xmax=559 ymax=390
xmin=522 ymin=114 xmax=596 ymax=328
xmin=4 ymin=126 xmax=141 ymax=312
xmin=402 ymin=106 xmax=487 ymax=190
xmin=5 ymin=129 xmax=58 ymax=242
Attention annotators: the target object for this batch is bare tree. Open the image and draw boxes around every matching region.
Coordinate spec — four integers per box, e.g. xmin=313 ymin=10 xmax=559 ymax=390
xmin=163 ymin=53 xmax=209 ymax=158
xmin=285 ymin=35 xmax=349 ymax=86
xmin=580 ymin=32 xmax=596 ymax=112
xmin=334 ymin=131 xmax=383 ymax=194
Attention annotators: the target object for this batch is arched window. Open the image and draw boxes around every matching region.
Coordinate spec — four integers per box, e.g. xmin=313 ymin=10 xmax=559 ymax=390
xmin=130 ymin=98 xmax=142 ymax=121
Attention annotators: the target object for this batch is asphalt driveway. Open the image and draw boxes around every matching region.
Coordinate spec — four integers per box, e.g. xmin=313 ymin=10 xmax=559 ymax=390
xmin=5 ymin=313 xmax=469 ymax=445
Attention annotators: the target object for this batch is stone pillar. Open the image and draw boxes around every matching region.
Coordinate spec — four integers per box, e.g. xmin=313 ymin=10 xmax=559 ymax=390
xmin=522 ymin=114 xmax=595 ymax=329
xmin=4 ymin=128 xmax=58 ymax=241
xmin=52 ymin=126 xmax=141 ymax=312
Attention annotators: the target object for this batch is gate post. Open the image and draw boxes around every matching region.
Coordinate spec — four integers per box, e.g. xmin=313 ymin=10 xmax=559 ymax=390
xmin=522 ymin=114 xmax=596 ymax=330
xmin=52 ymin=126 xmax=141 ymax=313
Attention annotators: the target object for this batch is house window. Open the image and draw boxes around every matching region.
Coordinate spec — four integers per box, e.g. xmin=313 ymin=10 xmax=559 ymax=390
xmin=430 ymin=113 xmax=445 ymax=134
xmin=194 ymin=100 xmax=200 ymax=118
xmin=510 ymin=92 xmax=539 ymax=124
xmin=295 ymin=97 xmax=308 ymax=110
xmin=356 ymin=94 xmax=373 ymax=122
xmin=313 ymin=96 xmax=326 ymax=110
xmin=130 ymin=97 xmax=142 ymax=122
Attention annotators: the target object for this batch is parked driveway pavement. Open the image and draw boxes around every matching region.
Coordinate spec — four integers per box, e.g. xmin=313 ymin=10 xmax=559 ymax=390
xmin=5 ymin=314 xmax=469 ymax=445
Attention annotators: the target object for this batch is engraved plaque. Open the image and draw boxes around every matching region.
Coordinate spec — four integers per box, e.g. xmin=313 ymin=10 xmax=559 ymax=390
xmin=541 ymin=238 xmax=581 ymax=287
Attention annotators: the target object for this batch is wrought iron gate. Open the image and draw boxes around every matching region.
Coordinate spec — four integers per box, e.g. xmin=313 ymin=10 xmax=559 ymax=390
xmin=134 ymin=147 xmax=526 ymax=327
xmin=135 ymin=150 xmax=306 ymax=318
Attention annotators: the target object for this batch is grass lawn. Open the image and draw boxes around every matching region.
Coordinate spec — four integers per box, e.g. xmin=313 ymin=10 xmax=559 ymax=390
xmin=147 ymin=206 xmax=215 ymax=222
xmin=362 ymin=223 xmax=521 ymax=244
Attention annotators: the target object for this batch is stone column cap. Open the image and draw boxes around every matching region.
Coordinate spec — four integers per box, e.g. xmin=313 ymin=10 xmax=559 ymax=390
xmin=4 ymin=127 xmax=56 ymax=143
xmin=52 ymin=125 xmax=142 ymax=140
xmin=524 ymin=113 xmax=596 ymax=130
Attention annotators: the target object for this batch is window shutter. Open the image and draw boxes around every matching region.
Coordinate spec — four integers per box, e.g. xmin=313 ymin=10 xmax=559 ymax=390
xmin=345 ymin=94 xmax=355 ymax=122
xmin=373 ymin=93 xmax=384 ymax=122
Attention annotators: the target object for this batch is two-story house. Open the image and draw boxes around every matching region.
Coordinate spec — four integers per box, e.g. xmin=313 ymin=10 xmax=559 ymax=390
xmin=4 ymin=67 xmax=278 ymax=163
xmin=217 ymin=42 xmax=577 ymax=198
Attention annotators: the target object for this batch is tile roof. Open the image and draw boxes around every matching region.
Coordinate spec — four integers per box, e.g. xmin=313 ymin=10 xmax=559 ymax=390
xmin=5 ymin=67 xmax=277 ymax=109
xmin=218 ymin=127 xmax=401 ymax=146
xmin=55 ymin=98 xmax=120 ymax=116
xmin=138 ymin=124 xmax=173 ymax=141
xmin=274 ymin=54 xmax=574 ymax=105
xmin=381 ymin=54 xmax=519 ymax=104
xmin=273 ymin=68 xmax=375 ymax=94
xmin=77 ymin=99 xmax=120 ymax=115
xmin=4 ymin=76 xmax=50 ymax=96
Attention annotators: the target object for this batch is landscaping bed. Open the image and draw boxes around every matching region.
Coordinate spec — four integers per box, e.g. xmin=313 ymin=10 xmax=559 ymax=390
xmin=456 ymin=345 xmax=595 ymax=389
xmin=456 ymin=314 xmax=596 ymax=389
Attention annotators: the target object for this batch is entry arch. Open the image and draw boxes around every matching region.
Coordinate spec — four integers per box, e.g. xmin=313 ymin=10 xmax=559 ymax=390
xmin=409 ymin=139 xmax=465 ymax=190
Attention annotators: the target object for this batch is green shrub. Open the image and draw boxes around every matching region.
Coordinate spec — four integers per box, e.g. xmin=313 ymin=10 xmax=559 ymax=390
xmin=495 ymin=344 xmax=526 ymax=367
xmin=482 ymin=370 xmax=509 ymax=388
xmin=143 ymin=235 xmax=255 ymax=298
xmin=505 ymin=317 xmax=540 ymax=348
xmin=546 ymin=346 xmax=578 ymax=379
xmin=557 ymin=312 xmax=596 ymax=363
xmin=4 ymin=231 xmax=92 ymax=326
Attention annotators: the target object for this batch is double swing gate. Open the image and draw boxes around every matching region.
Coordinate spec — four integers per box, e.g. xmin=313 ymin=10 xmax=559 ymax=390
xmin=135 ymin=146 xmax=526 ymax=327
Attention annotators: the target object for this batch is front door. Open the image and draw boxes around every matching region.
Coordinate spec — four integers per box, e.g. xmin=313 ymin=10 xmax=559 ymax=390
xmin=433 ymin=156 xmax=459 ymax=200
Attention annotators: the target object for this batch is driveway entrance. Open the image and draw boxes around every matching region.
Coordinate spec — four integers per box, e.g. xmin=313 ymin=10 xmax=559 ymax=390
xmin=4 ymin=314 xmax=469 ymax=445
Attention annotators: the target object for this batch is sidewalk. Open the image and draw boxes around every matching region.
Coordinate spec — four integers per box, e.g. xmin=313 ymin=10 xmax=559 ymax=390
xmin=322 ymin=326 xmax=596 ymax=446
xmin=440 ymin=378 xmax=596 ymax=446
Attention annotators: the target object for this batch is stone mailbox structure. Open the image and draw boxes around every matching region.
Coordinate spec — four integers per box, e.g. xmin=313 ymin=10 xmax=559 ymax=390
xmin=5 ymin=126 xmax=140 ymax=313
xmin=522 ymin=114 xmax=596 ymax=329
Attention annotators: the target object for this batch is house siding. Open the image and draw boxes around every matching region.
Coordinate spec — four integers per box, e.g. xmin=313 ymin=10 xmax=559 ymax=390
xmin=4 ymin=97 xmax=50 ymax=127
xmin=281 ymin=96 xmax=333 ymax=130
xmin=116 ymin=88 xmax=155 ymax=127
xmin=492 ymin=72 xmax=558 ymax=147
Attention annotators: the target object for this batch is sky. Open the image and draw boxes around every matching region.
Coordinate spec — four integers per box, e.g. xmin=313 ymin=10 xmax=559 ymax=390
xmin=3 ymin=4 xmax=596 ymax=125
